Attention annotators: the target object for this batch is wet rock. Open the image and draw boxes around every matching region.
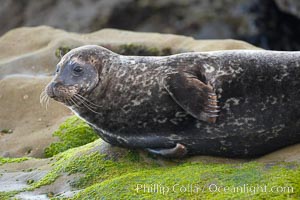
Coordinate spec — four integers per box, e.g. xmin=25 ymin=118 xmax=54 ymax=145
xmin=275 ymin=0 xmax=300 ymax=18
xmin=1 ymin=0 xmax=300 ymax=50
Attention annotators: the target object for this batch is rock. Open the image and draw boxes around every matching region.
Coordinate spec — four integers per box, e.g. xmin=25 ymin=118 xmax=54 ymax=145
xmin=1 ymin=0 xmax=300 ymax=50
xmin=275 ymin=0 xmax=300 ymax=18
xmin=0 ymin=75 xmax=72 ymax=157
xmin=1 ymin=139 xmax=300 ymax=199
xmin=250 ymin=0 xmax=300 ymax=50
xmin=0 ymin=26 xmax=258 ymax=79
xmin=0 ymin=0 xmax=255 ymax=37
xmin=0 ymin=0 xmax=129 ymax=35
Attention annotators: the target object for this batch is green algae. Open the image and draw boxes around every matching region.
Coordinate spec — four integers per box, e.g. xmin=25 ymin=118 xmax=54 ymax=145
xmin=0 ymin=191 xmax=19 ymax=200
xmin=2 ymin=137 xmax=299 ymax=199
xmin=126 ymin=150 xmax=141 ymax=162
xmin=0 ymin=157 xmax=29 ymax=166
xmin=54 ymin=44 xmax=172 ymax=60
xmin=30 ymin=139 xmax=155 ymax=190
xmin=55 ymin=46 xmax=72 ymax=59
xmin=44 ymin=116 xmax=99 ymax=157
xmin=66 ymin=151 xmax=152 ymax=189
xmin=116 ymin=44 xmax=172 ymax=56
xmin=0 ymin=128 xmax=13 ymax=134
xmin=29 ymin=134 xmax=300 ymax=199
xmin=71 ymin=162 xmax=300 ymax=200
xmin=26 ymin=179 xmax=35 ymax=185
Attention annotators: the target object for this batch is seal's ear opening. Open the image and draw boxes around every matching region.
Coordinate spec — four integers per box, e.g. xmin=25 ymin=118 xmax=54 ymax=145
xmin=51 ymin=65 xmax=60 ymax=76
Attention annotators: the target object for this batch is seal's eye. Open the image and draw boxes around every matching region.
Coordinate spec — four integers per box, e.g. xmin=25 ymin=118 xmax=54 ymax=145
xmin=73 ymin=65 xmax=83 ymax=76
xmin=55 ymin=66 xmax=60 ymax=73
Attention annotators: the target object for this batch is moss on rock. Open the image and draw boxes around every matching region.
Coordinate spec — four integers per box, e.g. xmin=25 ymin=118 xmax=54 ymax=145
xmin=0 ymin=191 xmax=20 ymax=200
xmin=2 ymin=136 xmax=299 ymax=199
xmin=71 ymin=162 xmax=300 ymax=200
xmin=31 ymin=139 xmax=154 ymax=190
xmin=115 ymin=44 xmax=172 ymax=56
xmin=31 ymin=134 xmax=300 ymax=199
xmin=54 ymin=44 xmax=173 ymax=60
xmin=44 ymin=116 xmax=99 ymax=157
xmin=55 ymin=46 xmax=72 ymax=59
xmin=0 ymin=157 xmax=29 ymax=166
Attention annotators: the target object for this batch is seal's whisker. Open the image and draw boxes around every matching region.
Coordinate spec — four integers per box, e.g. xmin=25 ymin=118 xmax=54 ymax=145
xmin=42 ymin=94 xmax=48 ymax=105
xmin=39 ymin=90 xmax=46 ymax=105
xmin=72 ymin=95 xmax=95 ymax=111
xmin=70 ymin=96 xmax=84 ymax=108
xmin=68 ymin=98 xmax=80 ymax=108
xmin=75 ymin=93 xmax=102 ymax=108
xmin=72 ymin=96 xmax=101 ymax=114
xmin=45 ymin=95 xmax=50 ymax=110
xmin=40 ymin=90 xmax=49 ymax=108
xmin=71 ymin=96 xmax=87 ymax=111
xmin=66 ymin=99 xmax=76 ymax=108
xmin=72 ymin=94 xmax=85 ymax=105
xmin=74 ymin=94 xmax=97 ymax=108
xmin=73 ymin=94 xmax=98 ymax=110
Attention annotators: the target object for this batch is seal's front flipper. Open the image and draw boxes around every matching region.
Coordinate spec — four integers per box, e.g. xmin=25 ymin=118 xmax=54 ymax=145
xmin=163 ymin=72 xmax=219 ymax=123
xmin=146 ymin=143 xmax=187 ymax=158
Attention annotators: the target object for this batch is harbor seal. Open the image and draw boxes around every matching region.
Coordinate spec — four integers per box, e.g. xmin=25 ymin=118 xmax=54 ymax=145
xmin=45 ymin=45 xmax=300 ymax=158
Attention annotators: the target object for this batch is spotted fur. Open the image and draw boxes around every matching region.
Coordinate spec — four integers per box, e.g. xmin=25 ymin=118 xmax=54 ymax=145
xmin=46 ymin=45 xmax=300 ymax=158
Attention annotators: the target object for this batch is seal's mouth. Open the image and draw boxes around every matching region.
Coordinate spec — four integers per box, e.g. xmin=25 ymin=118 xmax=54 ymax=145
xmin=45 ymin=81 xmax=99 ymax=109
xmin=44 ymin=80 xmax=101 ymax=114
xmin=46 ymin=82 xmax=81 ymax=106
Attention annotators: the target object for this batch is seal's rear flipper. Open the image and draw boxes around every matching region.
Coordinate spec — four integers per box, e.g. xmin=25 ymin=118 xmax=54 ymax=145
xmin=146 ymin=143 xmax=187 ymax=158
xmin=163 ymin=72 xmax=219 ymax=123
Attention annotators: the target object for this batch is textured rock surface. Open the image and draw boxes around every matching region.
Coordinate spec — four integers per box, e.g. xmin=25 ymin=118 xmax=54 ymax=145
xmin=0 ymin=0 xmax=258 ymax=36
xmin=0 ymin=26 xmax=258 ymax=79
xmin=1 ymin=0 xmax=300 ymax=50
xmin=275 ymin=0 xmax=300 ymax=18
xmin=0 ymin=76 xmax=72 ymax=158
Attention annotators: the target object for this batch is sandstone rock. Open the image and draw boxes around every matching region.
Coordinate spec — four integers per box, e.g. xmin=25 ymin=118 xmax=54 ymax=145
xmin=0 ymin=26 xmax=259 ymax=79
xmin=0 ymin=75 xmax=72 ymax=158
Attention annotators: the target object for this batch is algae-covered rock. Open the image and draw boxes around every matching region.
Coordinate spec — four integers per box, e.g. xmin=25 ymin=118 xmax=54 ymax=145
xmin=72 ymin=162 xmax=300 ymax=199
xmin=1 ymin=138 xmax=299 ymax=199
xmin=115 ymin=44 xmax=172 ymax=56
xmin=2 ymin=116 xmax=299 ymax=199
xmin=0 ymin=157 xmax=29 ymax=166
xmin=44 ymin=116 xmax=99 ymax=157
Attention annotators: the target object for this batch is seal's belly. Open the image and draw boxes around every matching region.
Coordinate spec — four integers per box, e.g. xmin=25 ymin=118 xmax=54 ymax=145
xmin=91 ymin=88 xmax=300 ymax=157
xmin=91 ymin=76 xmax=300 ymax=157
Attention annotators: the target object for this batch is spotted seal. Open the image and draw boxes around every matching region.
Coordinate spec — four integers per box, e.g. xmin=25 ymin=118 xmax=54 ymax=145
xmin=45 ymin=45 xmax=300 ymax=158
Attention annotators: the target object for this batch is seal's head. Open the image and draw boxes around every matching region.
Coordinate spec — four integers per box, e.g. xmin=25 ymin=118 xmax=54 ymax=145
xmin=46 ymin=45 xmax=112 ymax=106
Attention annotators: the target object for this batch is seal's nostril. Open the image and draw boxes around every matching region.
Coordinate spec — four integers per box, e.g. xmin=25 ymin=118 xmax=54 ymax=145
xmin=46 ymin=82 xmax=57 ymax=98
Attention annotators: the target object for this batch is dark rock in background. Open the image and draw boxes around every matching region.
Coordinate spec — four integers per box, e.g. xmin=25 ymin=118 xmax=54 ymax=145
xmin=247 ymin=0 xmax=300 ymax=50
xmin=275 ymin=0 xmax=300 ymax=18
xmin=1 ymin=0 xmax=300 ymax=50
